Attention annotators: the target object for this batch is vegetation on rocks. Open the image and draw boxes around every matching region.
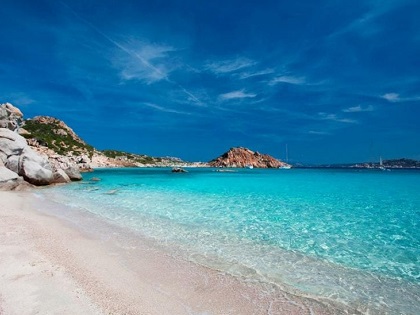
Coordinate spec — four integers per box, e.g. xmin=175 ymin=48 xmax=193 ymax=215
xmin=101 ymin=150 xmax=169 ymax=165
xmin=22 ymin=117 xmax=94 ymax=156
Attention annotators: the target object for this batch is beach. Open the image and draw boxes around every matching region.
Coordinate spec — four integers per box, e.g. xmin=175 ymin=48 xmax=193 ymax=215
xmin=0 ymin=190 xmax=350 ymax=315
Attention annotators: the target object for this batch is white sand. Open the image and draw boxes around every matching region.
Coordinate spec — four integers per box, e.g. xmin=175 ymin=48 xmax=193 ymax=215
xmin=0 ymin=191 xmax=351 ymax=314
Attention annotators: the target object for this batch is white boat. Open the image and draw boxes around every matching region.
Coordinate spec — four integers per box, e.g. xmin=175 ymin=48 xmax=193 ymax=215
xmin=279 ymin=144 xmax=292 ymax=169
xmin=279 ymin=165 xmax=291 ymax=169
xmin=379 ymin=156 xmax=390 ymax=171
xmin=247 ymin=165 xmax=254 ymax=169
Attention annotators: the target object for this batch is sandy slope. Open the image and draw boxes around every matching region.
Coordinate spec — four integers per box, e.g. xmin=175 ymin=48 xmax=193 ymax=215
xmin=0 ymin=191 xmax=349 ymax=315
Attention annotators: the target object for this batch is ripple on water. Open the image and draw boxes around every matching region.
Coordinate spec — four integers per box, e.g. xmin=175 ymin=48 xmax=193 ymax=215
xmin=40 ymin=168 xmax=420 ymax=314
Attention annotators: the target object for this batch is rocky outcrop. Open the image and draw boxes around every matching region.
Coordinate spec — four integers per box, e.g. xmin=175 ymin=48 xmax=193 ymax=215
xmin=0 ymin=103 xmax=23 ymax=131
xmin=209 ymin=147 xmax=291 ymax=168
xmin=0 ymin=103 xmax=84 ymax=189
xmin=0 ymin=128 xmax=53 ymax=185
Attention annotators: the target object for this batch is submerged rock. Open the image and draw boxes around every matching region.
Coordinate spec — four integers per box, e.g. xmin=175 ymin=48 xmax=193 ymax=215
xmin=171 ymin=167 xmax=188 ymax=173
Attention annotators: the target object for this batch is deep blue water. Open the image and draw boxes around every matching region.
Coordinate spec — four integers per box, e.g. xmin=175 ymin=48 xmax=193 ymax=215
xmin=39 ymin=168 xmax=420 ymax=313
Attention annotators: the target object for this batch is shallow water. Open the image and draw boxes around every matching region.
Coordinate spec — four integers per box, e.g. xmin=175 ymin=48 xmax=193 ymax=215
xmin=39 ymin=167 xmax=420 ymax=314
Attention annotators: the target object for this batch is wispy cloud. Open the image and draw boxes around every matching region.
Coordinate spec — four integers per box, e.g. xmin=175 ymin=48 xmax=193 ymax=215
xmin=318 ymin=112 xmax=357 ymax=124
xmin=7 ymin=93 xmax=35 ymax=106
xmin=381 ymin=92 xmax=420 ymax=103
xmin=382 ymin=93 xmax=400 ymax=102
xmin=142 ymin=102 xmax=190 ymax=115
xmin=269 ymin=75 xmax=306 ymax=86
xmin=114 ymin=42 xmax=177 ymax=84
xmin=309 ymin=130 xmax=330 ymax=135
xmin=342 ymin=105 xmax=374 ymax=112
xmin=239 ymin=68 xmax=275 ymax=79
xmin=329 ymin=1 xmax=405 ymax=39
xmin=219 ymin=90 xmax=257 ymax=101
xmin=205 ymin=57 xmax=257 ymax=75
xmin=60 ymin=2 xmax=203 ymax=106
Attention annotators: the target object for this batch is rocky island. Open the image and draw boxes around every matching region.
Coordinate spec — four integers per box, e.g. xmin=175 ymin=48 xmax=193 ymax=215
xmin=209 ymin=147 xmax=290 ymax=168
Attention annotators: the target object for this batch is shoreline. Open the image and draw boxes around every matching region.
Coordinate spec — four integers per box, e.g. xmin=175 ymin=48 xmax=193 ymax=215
xmin=0 ymin=190 xmax=353 ymax=314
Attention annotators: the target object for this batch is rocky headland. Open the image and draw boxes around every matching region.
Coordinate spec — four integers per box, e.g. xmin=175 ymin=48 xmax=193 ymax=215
xmin=209 ymin=147 xmax=290 ymax=168
xmin=0 ymin=103 xmax=85 ymax=190
xmin=0 ymin=102 xmax=195 ymax=190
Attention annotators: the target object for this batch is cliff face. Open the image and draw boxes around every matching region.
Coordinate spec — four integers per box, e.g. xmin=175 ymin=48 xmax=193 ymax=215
xmin=209 ymin=147 xmax=290 ymax=168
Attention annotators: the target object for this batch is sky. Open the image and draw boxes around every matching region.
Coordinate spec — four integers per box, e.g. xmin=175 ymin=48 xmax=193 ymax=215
xmin=1 ymin=0 xmax=419 ymax=164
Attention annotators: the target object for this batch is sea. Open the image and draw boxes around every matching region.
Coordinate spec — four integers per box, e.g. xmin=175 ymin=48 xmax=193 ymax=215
xmin=37 ymin=167 xmax=420 ymax=314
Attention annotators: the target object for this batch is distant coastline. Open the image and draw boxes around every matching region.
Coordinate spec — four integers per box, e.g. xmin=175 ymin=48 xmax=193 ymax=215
xmin=293 ymin=158 xmax=420 ymax=170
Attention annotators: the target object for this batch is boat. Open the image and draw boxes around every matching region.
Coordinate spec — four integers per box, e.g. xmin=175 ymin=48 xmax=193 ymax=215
xmin=247 ymin=165 xmax=254 ymax=169
xmin=378 ymin=157 xmax=390 ymax=171
xmin=279 ymin=144 xmax=292 ymax=169
xmin=279 ymin=165 xmax=292 ymax=169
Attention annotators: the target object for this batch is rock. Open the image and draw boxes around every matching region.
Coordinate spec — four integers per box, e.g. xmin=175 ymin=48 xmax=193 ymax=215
xmin=17 ymin=127 xmax=31 ymax=136
xmin=0 ymin=103 xmax=23 ymax=131
xmin=0 ymin=128 xmax=53 ymax=186
xmin=0 ymin=166 xmax=19 ymax=182
xmin=63 ymin=166 xmax=82 ymax=181
xmin=51 ymin=169 xmax=71 ymax=184
xmin=5 ymin=155 xmax=19 ymax=173
xmin=171 ymin=167 xmax=188 ymax=173
xmin=0 ymin=103 xmax=88 ymax=187
xmin=0 ymin=128 xmax=27 ymax=157
xmin=209 ymin=147 xmax=291 ymax=168
xmin=19 ymin=148 xmax=53 ymax=185
xmin=0 ymin=166 xmax=33 ymax=191
xmin=45 ymin=155 xmax=82 ymax=181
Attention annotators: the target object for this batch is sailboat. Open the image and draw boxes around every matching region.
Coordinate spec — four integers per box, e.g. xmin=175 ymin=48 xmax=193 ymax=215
xmin=279 ymin=144 xmax=292 ymax=169
xmin=279 ymin=164 xmax=292 ymax=169
xmin=379 ymin=156 xmax=389 ymax=171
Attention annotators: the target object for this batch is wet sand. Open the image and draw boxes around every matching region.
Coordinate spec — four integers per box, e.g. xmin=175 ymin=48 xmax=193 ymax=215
xmin=0 ymin=191 xmax=355 ymax=314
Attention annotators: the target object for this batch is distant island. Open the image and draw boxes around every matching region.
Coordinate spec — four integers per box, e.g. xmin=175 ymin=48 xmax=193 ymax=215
xmin=294 ymin=159 xmax=420 ymax=169
xmin=209 ymin=147 xmax=291 ymax=168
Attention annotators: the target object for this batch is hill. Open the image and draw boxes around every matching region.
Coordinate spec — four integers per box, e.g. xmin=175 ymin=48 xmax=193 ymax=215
xmin=21 ymin=116 xmax=189 ymax=168
xmin=209 ymin=147 xmax=290 ymax=168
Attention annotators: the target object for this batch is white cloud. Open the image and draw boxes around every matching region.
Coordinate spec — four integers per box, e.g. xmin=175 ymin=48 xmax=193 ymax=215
xmin=318 ymin=112 xmax=357 ymax=124
xmin=343 ymin=105 xmax=374 ymax=112
xmin=142 ymin=102 xmax=190 ymax=115
xmin=382 ymin=93 xmax=400 ymax=102
xmin=269 ymin=75 xmax=305 ymax=86
xmin=113 ymin=42 xmax=178 ymax=84
xmin=219 ymin=90 xmax=257 ymax=101
xmin=205 ymin=57 xmax=257 ymax=75
xmin=381 ymin=93 xmax=420 ymax=103
xmin=239 ymin=68 xmax=275 ymax=79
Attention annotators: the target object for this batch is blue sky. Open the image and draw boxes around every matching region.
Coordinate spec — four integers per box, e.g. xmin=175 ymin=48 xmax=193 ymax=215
xmin=1 ymin=0 xmax=419 ymax=163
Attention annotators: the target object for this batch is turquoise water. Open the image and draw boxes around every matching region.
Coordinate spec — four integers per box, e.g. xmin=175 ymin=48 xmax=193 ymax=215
xmin=40 ymin=168 xmax=420 ymax=313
